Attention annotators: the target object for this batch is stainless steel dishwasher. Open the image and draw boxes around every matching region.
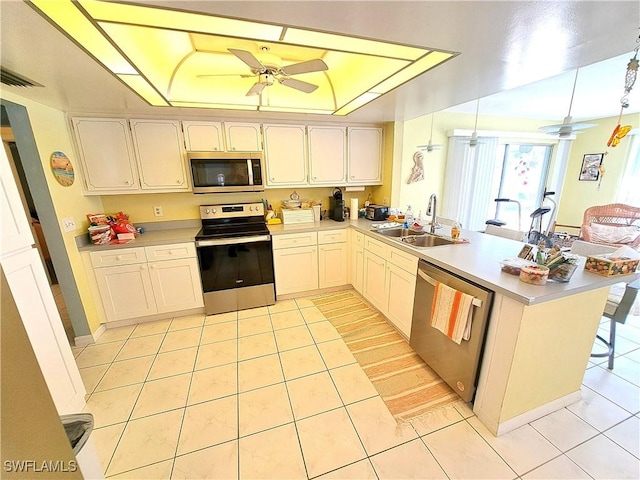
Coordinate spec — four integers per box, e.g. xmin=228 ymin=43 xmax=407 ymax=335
xmin=410 ymin=260 xmax=493 ymax=402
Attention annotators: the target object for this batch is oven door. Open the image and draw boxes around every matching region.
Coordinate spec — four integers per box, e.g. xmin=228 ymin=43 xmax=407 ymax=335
xmin=195 ymin=235 xmax=275 ymax=314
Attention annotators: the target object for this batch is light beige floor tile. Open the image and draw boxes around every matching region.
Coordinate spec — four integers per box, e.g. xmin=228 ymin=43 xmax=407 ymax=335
xmin=75 ymin=341 xmax=124 ymax=368
xmin=295 ymin=297 xmax=316 ymax=309
xmin=110 ymin=459 xmax=173 ymax=479
xmin=147 ymin=347 xmax=197 ymax=380
xmin=287 ymin=371 xmax=343 ymax=420
xmin=172 ymin=440 xmax=238 ymax=479
xmin=238 ymin=354 xmax=284 ymax=392
xmin=347 ymin=396 xmax=417 ymax=455
xmin=270 ymin=309 xmax=305 ymax=330
xmin=626 ymin=348 xmax=640 ymax=364
xmin=130 ymin=319 xmax=171 ymax=338
xmin=566 ymin=434 xmax=640 ymax=479
xmin=79 ymin=364 xmax=109 ymax=394
xmin=423 ymin=421 xmax=516 ymax=479
xmin=239 ymin=424 xmax=306 ymax=479
xmin=582 ymin=365 xmax=640 ymax=413
xmin=95 ymin=355 xmax=154 ymax=391
xmin=567 ymin=386 xmax=632 ymax=431
xmin=467 ymin=416 xmax=561 ymax=475
xmin=316 ymin=460 xmax=377 ymax=479
xmin=238 ymin=383 xmax=294 ymax=436
xmin=91 ymin=422 xmax=125 ymax=473
xmin=238 ymin=331 xmax=278 ymax=361
xmin=177 ymin=396 xmax=238 ymax=455
xmin=95 ymin=325 xmax=135 ymax=344
xmin=410 ymin=403 xmax=465 ymax=436
xmin=115 ymin=334 xmax=164 ymax=361
xmin=280 ymin=344 xmax=326 ymax=380
xmin=237 ymin=306 xmax=268 ymax=320
xmin=451 ymin=399 xmax=475 ymax=419
xmin=188 ymin=363 xmax=237 ymax=405
xmin=530 ymin=408 xmax=600 ymax=451
xmin=268 ymin=299 xmax=298 ymax=314
xmin=610 ymin=356 xmax=640 ymax=386
xmin=159 ymin=327 xmax=202 ymax=353
xmin=201 ymin=321 xmax=237 ymax=344
xmin=296 ymin=408 xmax=367 ymax=478
xmin=169 ymin=314 xmax=205 ymax=331
xmin=604 ymin=416 xmax=640 ymax=458
xmin=195 ymin=338 xmax=237 ymax=370
xmin=317 ymin=339 xmax=357 ymax=369
xmin=131 ymin=373 xmax=191 ymax=419
xmin=71 ymin=346 xmax=84 ymax=358
xmin=107 ymin=409 xmax=183 ymax=476
xmin=522 ymin=455 xmax=591 ymax=479
xmin=83 ymin=384 xmax=142 ymax=428
xmin=370 ymin=438 xmax=447 ymax=479
xmin=274 ymin=325 xmax=314 ymax=351
xmin=238 ymin=314 xmax=272 ymax=337
xmin=205 ymin=311 xmax=238 ymax=324
xmin=300 ymin=306 xmax=327 ymax=324
xmin=308 ymin=320 xmax=342 ymax=343
xmin=329 ymin=363 xmax=378 ymax=405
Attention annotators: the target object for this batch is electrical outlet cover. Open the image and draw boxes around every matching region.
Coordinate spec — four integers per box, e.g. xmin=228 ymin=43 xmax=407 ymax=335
xmin=62 ymin=216 xmax=76 ymax=232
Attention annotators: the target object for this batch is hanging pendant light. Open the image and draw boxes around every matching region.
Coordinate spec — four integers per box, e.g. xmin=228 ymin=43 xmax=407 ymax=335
xmin=468 ymin=98 xmax=481 ymax=147
xmin=417 ymin=113 xmax=443 ymax=152
xmin=539 ymin=69 xmax=597 ymax=138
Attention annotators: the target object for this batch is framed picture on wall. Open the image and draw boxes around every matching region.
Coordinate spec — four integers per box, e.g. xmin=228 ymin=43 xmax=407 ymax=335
xmin=579 ymin=153 xmax=604 ymax=181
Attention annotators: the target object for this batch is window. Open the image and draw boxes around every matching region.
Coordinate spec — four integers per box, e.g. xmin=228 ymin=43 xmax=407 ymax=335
xmin=617 ymin=133 xmax=640 ymax=206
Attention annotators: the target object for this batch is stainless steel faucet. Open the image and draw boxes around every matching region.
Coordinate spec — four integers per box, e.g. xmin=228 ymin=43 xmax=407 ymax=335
xmin=427 ymin=194 xmax=437 ymax=234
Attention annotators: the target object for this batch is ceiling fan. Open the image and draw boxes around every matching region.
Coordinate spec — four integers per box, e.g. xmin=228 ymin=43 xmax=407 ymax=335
xmin=539 ymin=69 xmax=597 ymax=138
xmin=199 ymin=47 xmax=328 ymax=97
xmin=417 ymin=113 xmax=443 ymax=152
xmin=462 ymin=99 xmax=484 ymax=147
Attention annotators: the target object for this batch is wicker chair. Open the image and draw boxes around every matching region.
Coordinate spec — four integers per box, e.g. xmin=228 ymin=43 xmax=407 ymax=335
xmin=581 ymin=203 xmax=640 ymax=249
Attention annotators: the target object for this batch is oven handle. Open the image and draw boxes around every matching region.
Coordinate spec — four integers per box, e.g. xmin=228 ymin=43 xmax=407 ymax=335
xmin=196 ymin=235 xmax=271 ymax=248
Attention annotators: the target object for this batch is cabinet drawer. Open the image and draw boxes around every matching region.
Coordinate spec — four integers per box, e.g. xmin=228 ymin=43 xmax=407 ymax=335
xmin=386 ymin=246 xmax=418 ymax=274
xmin=364 ymin=236 xmax=387 ymax=257
xmin=272 ymin=232 xmax=318 ymax=249
xmin=90 ymin=247 xmax=146 ymax=268
xmin=317 ymin=229 xmax=347 ymax=245
xmin=145 ymin=242 xmax=196 ymax=261
xmin=352 ymin=231 xmax=365 ymax=248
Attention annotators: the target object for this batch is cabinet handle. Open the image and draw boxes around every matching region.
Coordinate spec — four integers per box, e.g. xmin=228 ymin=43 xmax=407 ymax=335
xmin=140 ymin=265 xmax=146 ymax=270
xmin=168 ymin=251 xmax=173 ymax=255
xmin=124 ymin=180 xmax=130 ymax=185
xmin=350 ymin=175 xmax=355 ymax=179
xmin=149 ymin=265 xmax=155 ymax=269
xmin=116 ymin=255 xmax=122 ymax=261
xmin=270 ymin=178 xmax=275 ymax=181
xmin=176 ymin=180 xmax=181 ymax=184
xmin=312 ymin=176 xmax=317 ymax=180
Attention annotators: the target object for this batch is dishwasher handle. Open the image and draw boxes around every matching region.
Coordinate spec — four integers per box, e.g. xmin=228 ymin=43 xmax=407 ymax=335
xmin=417 ymin=269 xmax=483 ymax=307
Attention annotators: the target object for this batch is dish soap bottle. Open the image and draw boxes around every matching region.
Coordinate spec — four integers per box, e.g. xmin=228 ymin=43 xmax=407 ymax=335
xmin=451 ymin=221 xmax=461 ymax=241
xmin=404 ymin=205 xmax=414 ymax=229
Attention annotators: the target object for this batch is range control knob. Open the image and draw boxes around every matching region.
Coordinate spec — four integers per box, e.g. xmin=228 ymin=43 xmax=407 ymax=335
xmin=204 ymin=209 xmax=210 ymax=214
xmin=212 ymin=208 xmax=217 ymax=214
xmin=249 ymin=206 xmax=254 ymax=211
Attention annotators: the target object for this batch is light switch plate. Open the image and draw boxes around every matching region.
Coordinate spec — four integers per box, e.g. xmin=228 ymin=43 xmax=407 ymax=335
xmin=62 ymin=216 xmax=76 ymax=232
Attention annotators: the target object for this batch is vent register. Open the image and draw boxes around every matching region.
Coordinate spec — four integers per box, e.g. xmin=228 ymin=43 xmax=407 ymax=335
xmin=0 ymin=67 xmax=42 ymax=88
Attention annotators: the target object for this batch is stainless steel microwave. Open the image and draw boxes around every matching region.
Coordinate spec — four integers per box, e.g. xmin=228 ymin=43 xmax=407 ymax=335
xmin=188 ymin=152 xmax=265 ymax=193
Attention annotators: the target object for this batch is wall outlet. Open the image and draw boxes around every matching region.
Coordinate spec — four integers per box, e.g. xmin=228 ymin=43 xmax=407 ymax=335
xmin=153 ymin=205 xmax=163 ymax=217
xmin=383 ymin=197 xmax=389 ymax=206
xmin=62 ymin=216 xmax=76 ymax=232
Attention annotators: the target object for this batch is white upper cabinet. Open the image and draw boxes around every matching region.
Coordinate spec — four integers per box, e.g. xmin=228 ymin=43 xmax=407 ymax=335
xmin=347 ymin=127 xmax=383 ymax=185
xmin=263 ymin=124 xmax=307 ymax=187
xmin=224 ymin=122 xmax=262 ymax=151
xmin=130 ymin=119 xmax=189 ymax=191
xmin=1 ymin=146 xmax=34 ymax=256
xmin=308 ymin=126 xmax=347 ymax=185
xmin=182 ymin=121 xmax=224 ymax=151
xmin=72 ymin=117 xmax=140 ymax=193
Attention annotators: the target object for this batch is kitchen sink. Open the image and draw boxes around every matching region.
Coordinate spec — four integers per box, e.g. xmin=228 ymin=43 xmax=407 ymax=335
xmin=375 ymin=228 xmax=426 ymax=238
xmin=400 ymin=234 xmax=455 ymax=247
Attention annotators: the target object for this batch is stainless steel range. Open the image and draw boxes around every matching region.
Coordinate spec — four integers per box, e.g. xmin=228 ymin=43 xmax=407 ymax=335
xmin=195 ymin=202 xmax=275 ymax=315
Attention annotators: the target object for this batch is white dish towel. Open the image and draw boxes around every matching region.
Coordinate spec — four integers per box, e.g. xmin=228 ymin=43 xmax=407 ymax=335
xmin=430 ymin=281 xmax=474 ymax=344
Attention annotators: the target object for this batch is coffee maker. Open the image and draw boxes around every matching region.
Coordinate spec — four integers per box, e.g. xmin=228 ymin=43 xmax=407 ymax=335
xmin=329 ymin=187 xmax=345 ymax=222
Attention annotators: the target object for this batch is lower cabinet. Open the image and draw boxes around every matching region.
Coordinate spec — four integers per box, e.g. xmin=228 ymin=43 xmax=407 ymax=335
xmin=91 ymin=243 xmax=203 ymax=322
xmin=273 ymin=245 xmax=319 ymax=296
xmin=363 ymin=250 xmax=387 ymax=312
xmin=318 ymin=230 xmax=348 ymax=289
xmin=385 ymin=264 xmax=417 ymax=337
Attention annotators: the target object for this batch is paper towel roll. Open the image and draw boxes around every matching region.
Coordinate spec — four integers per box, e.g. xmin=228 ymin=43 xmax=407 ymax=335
xmin=350 ymin=198 xmax=359 ymax=220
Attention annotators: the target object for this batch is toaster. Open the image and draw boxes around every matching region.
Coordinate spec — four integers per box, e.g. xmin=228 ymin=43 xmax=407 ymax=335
xmin=365 ymin=204 xmax=389 ymax=221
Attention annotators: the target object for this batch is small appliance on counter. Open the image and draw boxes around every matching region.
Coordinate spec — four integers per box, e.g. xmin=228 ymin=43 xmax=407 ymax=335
xmin=365 ymin=204 xmax=389 ymax=221
xmin=329 ymin=187 xmax=345 ymax=222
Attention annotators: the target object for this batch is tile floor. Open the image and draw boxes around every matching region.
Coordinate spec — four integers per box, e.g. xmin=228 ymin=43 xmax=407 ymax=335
xmin=71 ymin=295 xmax=640 ymax=479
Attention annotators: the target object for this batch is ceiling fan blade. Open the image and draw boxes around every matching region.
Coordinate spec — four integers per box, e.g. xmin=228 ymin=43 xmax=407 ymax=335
xmin=279 ymin=77 xmax=319 ymax=93
xmin=280 ymin=58 xmax=328 ymax=76
xmin=228 ymin=48 xmax=265 ymax=70
xmin=246 ymin=82 xmax=266 ymax=96
xmin=197 ymin=73 xmax=253 ymax=79
xmin=417 ymin=142 xmax=443 ymax=152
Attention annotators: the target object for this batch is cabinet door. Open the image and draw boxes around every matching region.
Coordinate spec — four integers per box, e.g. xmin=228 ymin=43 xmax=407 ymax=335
xmin=130 ymin=119 xmax=189 ymax=191
xmin=263 ymin=124 xmax=307 ymax=187
xmin=72 ymin=117 xmax=140 ymax=193
xmin=318 ymin=242 xmax=348 ymax=289
xmin=385 ymin=264 xmax=416 ymax=338
xmin=362 ymin=250 xmax=387 ymax=312
xmin=94 ymin=264 xmax=157 ymax=321
xmin=148 ymin=258 xmax=204 ymax=313
xmin=351 ymin=245 xmax=364 ymax=294
xmin=347 ymin=127 xmax=383 ymax=184
xmin=273 ymin=246 xmax=318 ymax=295
xmin=308 ymin=126 xmax=346 ymax=185
xmin=183 ymin=121 xmax=224 ymax=151
xmin=224 ymin=122 xmax=261 ymax=151
xmin=1 ymin=145 xmax=34 ymax=256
